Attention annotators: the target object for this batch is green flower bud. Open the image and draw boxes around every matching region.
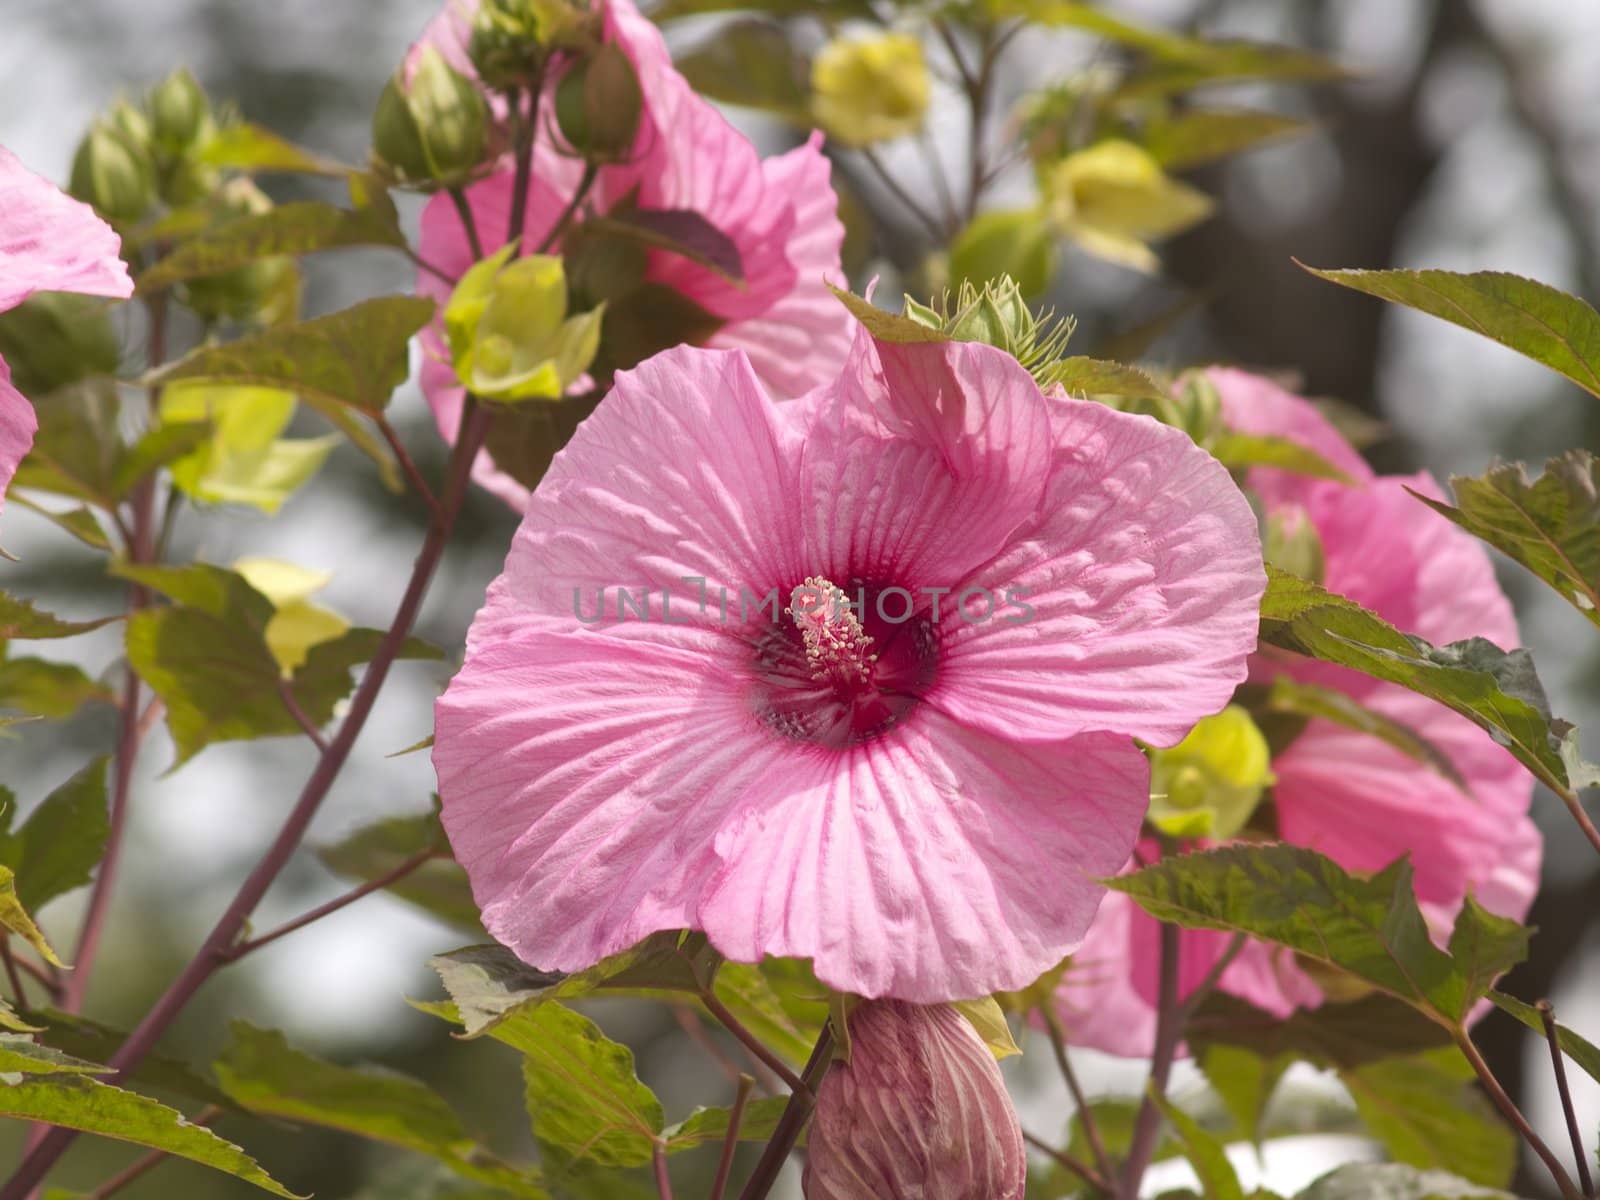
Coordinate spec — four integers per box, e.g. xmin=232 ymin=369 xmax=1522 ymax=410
xmin=70 ymin=119 xmax=156 ymax=224
xmin=181 ymin=179 xmax=296 ymax=323
xmin=105 ymin=99 xmax=154 ymax=152
xmin=373 ymin=46 xmax=489 ymax=187
xmin=555 ymin=43 xmax=643 ymax=163
xmin=1148 ymin=706 xmax=1275 ymax=841
xmin=0 ymin=292 xmax=121 ymax=398
xmin=148 ymin=68 xmax=213 ymax=154
xmin=910 ymin=276 xmax=1076 ymax=386
xmin=1264 ymin=506 xmax=1326 ymax=584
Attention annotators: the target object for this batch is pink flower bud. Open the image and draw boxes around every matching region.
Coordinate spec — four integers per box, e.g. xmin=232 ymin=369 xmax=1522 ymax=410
xmin=803 ymin=1001 xmax=1026 ymax=1200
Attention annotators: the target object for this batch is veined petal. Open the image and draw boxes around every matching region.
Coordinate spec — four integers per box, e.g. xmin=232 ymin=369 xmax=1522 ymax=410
xmin=0 ymin=357 xmax=38 ymax=519
xmin=1210 ymin=366 xmax=1373 ymax=499
xmin=698 ymin=717 xmax=1148 ymax=1002
xmin=0 ymin=145 xmax=133 ymax=311
xmin=935 ymin=395 xmax=1265 ymax=748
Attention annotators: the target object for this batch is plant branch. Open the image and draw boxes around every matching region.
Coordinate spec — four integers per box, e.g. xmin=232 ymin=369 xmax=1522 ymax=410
xmin=5 ymin=948 xmax=60 ymax=1002
xmin=448 ymin=186 xmax=485 ymax=261
xmin=402 ymin=246 xmax=455 ymax=286
xmin=701 ymin=991 xmax=806 ymax=1095
xmin=376 ymin=415 xmax=441 ymax=520
xmin=1120 ymin=920 xmax=1182 ymax=1198
xmin=1023 ymin=1129 xmax=1112 ymax=1195
xmin=0 ymin=938 xmax=26 ymax=1008
xmin=1456 ymin=1028 xmax=1585 ymax=1200
xmin=736 ymin=1026 xmax=835 ymax=1200
xmin=652 ymin=1143 xmax=673 ymax=1200
xmin=276 ymin=679 xmax=329 ymax=754
xmin=505 ymin=81 xmax=542 ymax=249
xmin=534 ymin=162 xmax=598 ymax=255
xmin=1179 ymin=932 xmax=1247 ymax=1020
xmin=1554 ymin=783 xmax=1600 ymax=860
xmin=1537 ymin=1000 xmax=1594 ymax=1197
xmin=859 ymin=146 xmax=946 ymax=243
xmin=221 ymin=849 xmax=437 ymax=962
xmin=1041 ymin=1005 xmax=1115 ymax=1186
xmin=1 ymin=397 xmax=495 ymax=1200
xmin=710 ymin=1075 xmax=754 ymax=1200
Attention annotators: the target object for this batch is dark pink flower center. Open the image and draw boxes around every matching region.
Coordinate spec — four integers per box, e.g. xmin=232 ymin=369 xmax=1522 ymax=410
xmin=750 ymin=575 xmax=938 ymax=749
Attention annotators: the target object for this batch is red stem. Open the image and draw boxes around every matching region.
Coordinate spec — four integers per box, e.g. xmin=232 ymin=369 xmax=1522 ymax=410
xmin=1120 ymin=920 xmax=1182 ymax=1198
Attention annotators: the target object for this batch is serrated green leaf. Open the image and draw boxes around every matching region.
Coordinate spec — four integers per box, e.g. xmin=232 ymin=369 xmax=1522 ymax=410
xmin=1340 ymin=1047 xmax=1517 ymax=1187
xmin=113 ymin=562 xmax=275 ymax=626
xmin=827 ymin=285 xmax=949 ymax=345
xmin=512 ymin=1003 xmax=664 ymax=1167
xmin=1209 ymin=432 xmax=1354 ymax=483
xmin=1258 ymin=566 xmax=1573 ymax=793
xmin=1042 ymin=355 xmax=1171 ymax=402
xmin=1188 ymin=992 xmax=1452 ymax=1070
xmin=148 ymin=296 xmax=435 ymax=415
xmin=1199 ymin=1043 xmax=1288 ymax=1147
xmin=1445 ymin=898 xmax=1530 ymax=1009
xmin=0 ymin=757 xmax=110 ymax=910
xmin=0 ymin=656 xmax=113 ymax=720
xmin=22 ymin=1009 xmax=235 ymax=1111
xmin=0 ymin=997 xmax=42 ymax=1032
xmin=140 ymin=201 xmax=405 ymax=291
xmin=199 ymin=123 xmax=350 ymax=176
xmin=0 ymin=864 xmax=65 ymax=965
xmin=1150 ymin=1090 xmax=1245 ymax=1200
xmin=1107 ymin=845 xmax=1522 ymax=1025
xmin=290 ymin=627 xmax=441 ymax=717
xmin=1145 ymin=110 xmax=1313 ymax=170
xmin=317 ymin=808 xmax=480 ymax=932
xmin=1303 ymin=266 xmax=1600 ymax=402
xmin=5 ymin=498 xmax=111 ymax=551
xmin=215 ymin=1022 xmax=535 ymax=1191
xmin=0 ymin=592 xmax=115 ymax=641
xmin=12 ymin=378 xmax=121 ymax=506
xmin=661 ymin=1096 xmax=789 ymax=1153
xmin=673 ymin=18 xmax=810 ymax=122
xmin=0 ymin=1073 xmax=298 ymax=1196
xmin=0 ymin=1033 xmax=113 ymax=1076
xmin=1294 ymin=1163 xmax=1510 ymax=1199
xmin=1416 ymin=453 xmax=1600 ymax=628
xmin=1488 ymin=991 xmax=1600 ymax=1089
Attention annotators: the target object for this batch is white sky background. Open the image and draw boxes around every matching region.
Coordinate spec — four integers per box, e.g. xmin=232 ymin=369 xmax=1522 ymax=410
xmin=2 ymin=0 xmax=1599 ymax=1194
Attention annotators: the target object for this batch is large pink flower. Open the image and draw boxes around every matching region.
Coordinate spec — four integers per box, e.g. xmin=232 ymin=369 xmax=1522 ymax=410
xmin=1054 ymin=369 xmax=1542 ymax=1055
xmin=432 ymin=328 xmax=1264 ymax=1002
xmin=413 ymin=0 xmax=852 ymax=508
xmin=0 ymin=145 xmax=133 ymax=518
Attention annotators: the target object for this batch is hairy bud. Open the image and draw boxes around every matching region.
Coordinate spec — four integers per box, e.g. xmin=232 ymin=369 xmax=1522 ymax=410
xmin=555 ymin=43 xmax=642 ymax=163
xmin=374 ymin=45 xmax=489 ymax=188
xmin=804 ymin=1001 xmax=1026 ymax=1200
xmin=148 ymin=68 xmax=213 ymax=154
xmin=70 ymin=117 xmax=156 ymax=224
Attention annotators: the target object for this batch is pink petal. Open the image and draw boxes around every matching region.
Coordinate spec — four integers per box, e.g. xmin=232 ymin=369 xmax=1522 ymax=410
xmin=1209 ymin=366 xmax=1373 ymax=499
xmin=707 ymin=133 xmax=853 ymax=399
xmin=0 ymin=145 xmax=132 ymax=311
xmin=699 ymin=719 xmax=1149 ymax=1001
xmin=798 ymin=334 xmax=1054 ymax=589
xmin=935 ymin=394 xmax=1266 ymax=748
xmin=0 ymin=356 xmax=38 ymax=520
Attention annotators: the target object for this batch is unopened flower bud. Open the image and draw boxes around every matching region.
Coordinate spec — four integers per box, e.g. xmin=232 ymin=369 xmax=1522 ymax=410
xmin=1147 ymin=705 xmax=1274 ymax=840
xmin=810 ymin=33 xmax=930 ymax=148
xmin=1264 ymin=505 xmax=1326 ymax=584
xmin=0 ymin=292 xmax=121 ymax=398
xmin=374 ymin=45 xmax=489 ymax=187
xmin=555 ymin=43 xmax=643 ymax=163
xmin=148 ymin=68 xmax=213 ymax=154
xmin=468 ymin=0 xmax=594 ymax=89
xmin=804 ymin=1001 xmax=1025 ymax=1200
xmin=70 ymin=118 xmax=156 ymax=224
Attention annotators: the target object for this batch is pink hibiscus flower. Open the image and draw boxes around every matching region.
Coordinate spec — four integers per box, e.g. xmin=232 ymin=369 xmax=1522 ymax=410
xmin=413 ymin=0 xmax=852 ymax=508
xmin=431 ymin=327 xmax=1264 ymax=1002
xmin=1054 ymin=369 xmax=1542 ymax=1056
xmin=0 ymin=145 xmax=133 ymax=518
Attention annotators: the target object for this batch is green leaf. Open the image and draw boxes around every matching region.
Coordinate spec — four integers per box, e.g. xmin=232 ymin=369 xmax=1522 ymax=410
xmin=1209 ymin=432 xmax=1355 ymax=483
xmin=0 ymin=757 xmax=110 ymax=911
xmin=0 ymin=593 xmax=114 ymax=641
xmin=0 ymin=864 xmax=65 ymax=965
xmin=1258 ymin=565 xmax=1574 ymax=793
xmin=1417 ymin=452 xmax=1600 ymax=628
xmin=140 ymin=201 xmax=404 ymax=291
xmin=1041 ymin=355 xmax=1172 ymax=403
xmin=110 ymin=421 xmax=215 ymax=496
xmin=0 ymin=1033 xmax=113 ymax=1076
xmin=1303 ymin=266 xmax=1600 ymax=402
xmin=1445 ymin=898 xmax=1530 ymax=1010
xmin=22 ymin=1009 xmax=235 ymax=1111
xmin=316 ymin=808 xmax=481 ymax=932
xmin=0 ymin=656 xmax=113 ymax=720
xmin=114 ymin=562 xmax=276 ymax=624
xmin=13 ymin=378 xmax=122 ymax=506
xmin=4 ymin=498 xmax=111 ymax=551
xmin=1340 ymin=1047 xmax=1517 ymax=1187
xmin=1250 ymin=676 xmax=1468 ymax=790
xmin=709 ymin=959 xmax=828 ymax=1067
xmin=199 ymin=123 xmax=349 ymax=176
xmin=214 ymin=1023 xmax=534 ymax=1191
xmin=661 ymin=1097 xmax=789 ymax=1153
xmin=1145 ymin=110 xmax=1313 ymax=170
xmin=827 ymin=285 xmax=949 ymax=345
xmin=592 ymin=285 xmax=722 ymax=377
xmin=1295 ymin=1163 xmax=1510 ymax=1199
xmin=672 ymin=18 xmax=810 ymax=122
xmin=290 ymin=627 xmax=442 ymax=717
xmin=654 ymin=0 xmax=875 ymax=15
xmin=1150 ymin=1090 xmax=1245 ymax=1200
xmin=428 ymin=933 xmax=717 ymax=1038
xmin=585 ymin=210 xmax=743 ymax=283
xmin=480 ymin=393 xmax=600 ymax=492
xmin=952 ymin=996 xmax=1021 ymax=1060
xmin=949 ymin=209 xmax=1057 ymax=298
xmin=1188 ymin=992 xmax=1452 ymax=1071
xmin=513 ymin=1003 xmax=665 ymax=1168
xmin=0 ymin=998 xmax=43 ymax=1031
xmin=1199 ymin=1043 xmax=1288 ymax=1147
xmin=1488 ymin=991 xmax=1600 ymax=1089
xmin=148 ymin=296 xmax=436 ymax=415
xmin=0 ymin=1075 xmax=298 ymax=1195
xmin=1107 ymin=844 xmax=1519 ymax=1024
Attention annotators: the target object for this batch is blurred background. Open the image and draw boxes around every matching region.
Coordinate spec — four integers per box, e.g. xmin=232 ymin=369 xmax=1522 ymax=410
xmin=1 ymin=0 xmax=1596 ymax=1195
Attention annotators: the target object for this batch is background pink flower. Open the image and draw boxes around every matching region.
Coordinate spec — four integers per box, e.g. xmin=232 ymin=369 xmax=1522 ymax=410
xmin=432 ymin=330 xmax=1263 ymax=1001
xmin=1053 ymin=370 xmax=1542 ymax=1056
xmin=0 ymin=145 xmax=133 ymax=519
xmin=413 ymin=0 xmax=852 ymax=507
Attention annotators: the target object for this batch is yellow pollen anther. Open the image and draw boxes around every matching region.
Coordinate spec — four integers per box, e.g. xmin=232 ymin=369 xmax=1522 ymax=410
xmin=789 ymin=576 xmax=877 ymax=688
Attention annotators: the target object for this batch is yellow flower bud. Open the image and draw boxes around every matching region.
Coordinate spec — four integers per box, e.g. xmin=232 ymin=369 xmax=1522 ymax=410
xmin=1043 ymin=139 xmax=1212 ymax=272
xmin=1148 ymin=705 xmax=1274 ymax=840
xmin=810 ymin=33 xmax=930 ymax=148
